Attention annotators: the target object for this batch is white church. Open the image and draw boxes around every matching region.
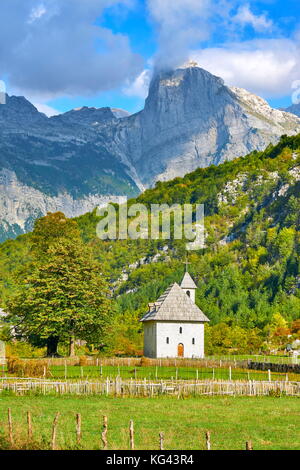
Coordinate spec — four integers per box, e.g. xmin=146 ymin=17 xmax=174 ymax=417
xmin=141 ymin=272 xmax=210 ymax=358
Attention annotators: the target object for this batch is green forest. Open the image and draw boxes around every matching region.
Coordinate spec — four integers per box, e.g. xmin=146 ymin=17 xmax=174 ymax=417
xmin=1 ymin=134 xmax=300 ymax=356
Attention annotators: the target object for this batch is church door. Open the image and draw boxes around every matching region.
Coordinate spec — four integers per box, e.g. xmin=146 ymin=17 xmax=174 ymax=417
xmin=177 ymin=343 xmax=184 ymax=357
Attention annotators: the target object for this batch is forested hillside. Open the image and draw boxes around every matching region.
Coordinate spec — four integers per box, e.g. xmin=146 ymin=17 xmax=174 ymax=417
xmin=1 ymin=134 xmax=300 ymax=355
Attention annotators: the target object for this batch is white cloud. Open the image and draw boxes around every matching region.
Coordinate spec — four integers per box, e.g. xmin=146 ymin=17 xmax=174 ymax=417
xmin=0 ymin=0 xmax=143 ymax=100
xmin=147 ymin=0 xmax=212 ymax=69
xmin=28 ymin=4 xmax=47 ymax=23
xmin=123 ymin=69 xmax=152 ymax=98
xmin=191 ymin=38 xmax=300 ymax=97
xmin=232 ymin=4 xmax=273 ymax=32
xmin=33 ymin=102 xmax=60 ymax=117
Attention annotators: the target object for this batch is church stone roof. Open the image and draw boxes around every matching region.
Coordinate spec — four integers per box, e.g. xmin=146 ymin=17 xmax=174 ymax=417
xmin=180 ymin=272 xmax=197 ymax=289
xmin=141 ymin=283 xmax=210 ymax=323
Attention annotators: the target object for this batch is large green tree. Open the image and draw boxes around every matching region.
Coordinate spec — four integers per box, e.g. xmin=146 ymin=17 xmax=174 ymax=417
xmin=7 ymin=213 xmax=114 ymax=356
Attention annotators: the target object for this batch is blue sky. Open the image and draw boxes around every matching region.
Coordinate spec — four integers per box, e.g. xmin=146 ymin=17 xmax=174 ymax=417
xmin=1 ymin=0 xmax=299 ymax=115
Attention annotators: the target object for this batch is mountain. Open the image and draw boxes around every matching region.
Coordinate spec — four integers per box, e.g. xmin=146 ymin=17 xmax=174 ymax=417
xmin=104 ymin=65 xmax=300 ymax=185
xmin=284 ymin=103 xmax=300 ymax=117
xmin=1 ymin=64 xmax=300 ymax=241
xmin=0 ymin=96 xmax=140 ymax=240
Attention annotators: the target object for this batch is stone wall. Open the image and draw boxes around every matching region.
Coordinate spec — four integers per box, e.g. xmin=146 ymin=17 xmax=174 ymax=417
xmin=248 ymin=361 xmax=300 ymax=374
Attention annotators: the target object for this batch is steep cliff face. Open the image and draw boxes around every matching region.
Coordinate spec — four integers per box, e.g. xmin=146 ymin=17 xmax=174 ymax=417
xmin=1 ymin=65 xmax=300 ymax=241
xmin=105 ymin=66 xmax=300 ymax=185
xmin=0 ymin=95 xmax=140 ymax=240
xmin=0 ymin=169 xmax=127 ymax=240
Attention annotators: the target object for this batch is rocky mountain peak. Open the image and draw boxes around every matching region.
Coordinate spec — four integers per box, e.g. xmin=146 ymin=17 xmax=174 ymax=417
xmin=123 ymin=65 xmax=300 ymax=185
xmin=0 ymin=94 xmax=47 ymax=127
xmin=51 ymin=106 xmax=116 ymax=126
xmin=145 ymin=66 xmax=228 ymax=119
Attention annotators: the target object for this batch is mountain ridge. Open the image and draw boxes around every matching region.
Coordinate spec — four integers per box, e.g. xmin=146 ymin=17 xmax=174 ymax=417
xmin=1 ymin=65 xmax=300 ymax=241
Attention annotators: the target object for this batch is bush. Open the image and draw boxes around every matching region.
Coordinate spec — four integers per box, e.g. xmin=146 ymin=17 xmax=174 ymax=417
xmin=7 ymin=357 xmax=50 ymax=378
xmin=140 ymin=357 xmax=152 ymax=367
xmin=78 ymin=356 xmax=89 ymax=366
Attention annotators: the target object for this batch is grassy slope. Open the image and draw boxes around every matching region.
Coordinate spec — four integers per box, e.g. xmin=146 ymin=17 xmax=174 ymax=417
xmin=0 ymin=396 xmax=298 ymax=450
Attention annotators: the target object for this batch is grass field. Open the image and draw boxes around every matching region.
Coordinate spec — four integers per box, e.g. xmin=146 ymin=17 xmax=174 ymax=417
xmin=48 ymin=365 xmax=299 ymax=382
xmin=3 ymin=363 xmax=299 ymax=382
xmin=0 ymin=395 xmax=299 ymax=450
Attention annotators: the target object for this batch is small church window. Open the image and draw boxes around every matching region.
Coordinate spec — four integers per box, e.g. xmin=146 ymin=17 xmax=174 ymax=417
xmin=179 ymin=327 xmax=182 ymax=334
xmin=186 ymin=290 xmax=191 ymax=297
xmin=192 ymin=338 xmax=195 ymax=345
xmin=166 ymin=337 xmax=169 ymax=344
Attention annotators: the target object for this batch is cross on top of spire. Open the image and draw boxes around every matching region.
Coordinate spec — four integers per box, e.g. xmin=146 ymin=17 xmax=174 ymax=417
xmin=184 ymin=254 xmax=191 ymax=272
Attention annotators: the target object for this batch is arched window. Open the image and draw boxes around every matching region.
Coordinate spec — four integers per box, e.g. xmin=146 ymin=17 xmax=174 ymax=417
xmin=166 ymin=337 xmax=169 ymax=344
xmin=186 ymin=290 xmax=191 ymax=297
xmin=192 ymin=338 xmax=195 ymax=345
xmin=179 ymin=327 xmax=182 ymax=334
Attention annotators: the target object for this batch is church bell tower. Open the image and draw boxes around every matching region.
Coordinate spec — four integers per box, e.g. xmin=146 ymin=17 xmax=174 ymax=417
xmin=180 ymin=272 xmax=197 ymax=303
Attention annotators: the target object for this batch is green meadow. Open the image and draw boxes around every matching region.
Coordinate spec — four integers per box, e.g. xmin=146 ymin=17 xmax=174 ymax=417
xmin=48 ymin=365 xmax=299 ymax=382
xmin=0 ymin=395 xmax=299 ymax=450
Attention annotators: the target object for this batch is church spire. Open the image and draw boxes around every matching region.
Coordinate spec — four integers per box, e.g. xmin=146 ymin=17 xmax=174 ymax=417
xmin=181 ymin=272 xmax=197 ymax=289
xmin=180 ymin=258 xmax=197 ymax=303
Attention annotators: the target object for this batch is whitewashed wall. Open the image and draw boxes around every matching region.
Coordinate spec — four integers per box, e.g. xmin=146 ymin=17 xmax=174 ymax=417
xmin=143 ymin=321 xmax=205 ymax=358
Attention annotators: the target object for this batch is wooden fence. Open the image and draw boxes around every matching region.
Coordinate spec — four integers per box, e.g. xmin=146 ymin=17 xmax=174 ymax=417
xmin=0 ymin=378 xmax=299 ymax=397
xmin=19 ymin=356 xmax=300 ymax=370
xmin=32 ymin=357 xmax=250 ymax=368
xmin=2 ymin=409 xmax=255 ymax=451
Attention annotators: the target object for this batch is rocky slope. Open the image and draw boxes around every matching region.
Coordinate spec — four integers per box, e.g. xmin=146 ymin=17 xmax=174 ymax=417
xmin=0 ymin=95 xmax=140 ymax=240
xmin=1 ymin=65 xmax=300 ymax=241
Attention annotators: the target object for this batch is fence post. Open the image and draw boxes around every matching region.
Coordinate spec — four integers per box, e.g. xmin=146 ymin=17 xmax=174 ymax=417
xmin=8 ymin=408 xmax=13 ymax=446
xmin=159 ymin=432 xmax=164 ymax=451
xmin=102 ymin=416 xmax=108 ymax=450
xmin=76 ymin=413 xmax=82 ymax=446
xmin=27 ymin=411 xmax=33 ymax=441
xmin=229 ymin=367 xmax=232 ymax=381
xmin=205 ymin=431 xmax=211 ymax=450
xmin=246 ymin=441 xmax=253 ymax=450
xmin=129 ymin=420 xmax=135 ymax=450
xmin=64 ymin=361 xmax=67 ymax=380
xmin=268 ymin=369 xmax=271 ymax=382
xmin=51 ymin=412 xmax=60 ymax=450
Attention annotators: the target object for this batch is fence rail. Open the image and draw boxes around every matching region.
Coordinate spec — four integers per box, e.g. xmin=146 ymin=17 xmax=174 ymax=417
xmin=0 ymin=378 xmax=299 ymax=397
xmin=17 ymin=355 xmax=299 ymax=368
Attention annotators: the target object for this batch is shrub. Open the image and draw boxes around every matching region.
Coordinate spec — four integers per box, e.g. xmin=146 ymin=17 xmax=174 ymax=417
xmin=140 ymin=357 xmax=152 ymax=367
xmin=78 ymin=356 xmax=89 ymax=366
xmin=7 ymin=357 xmax=50 ymax=378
